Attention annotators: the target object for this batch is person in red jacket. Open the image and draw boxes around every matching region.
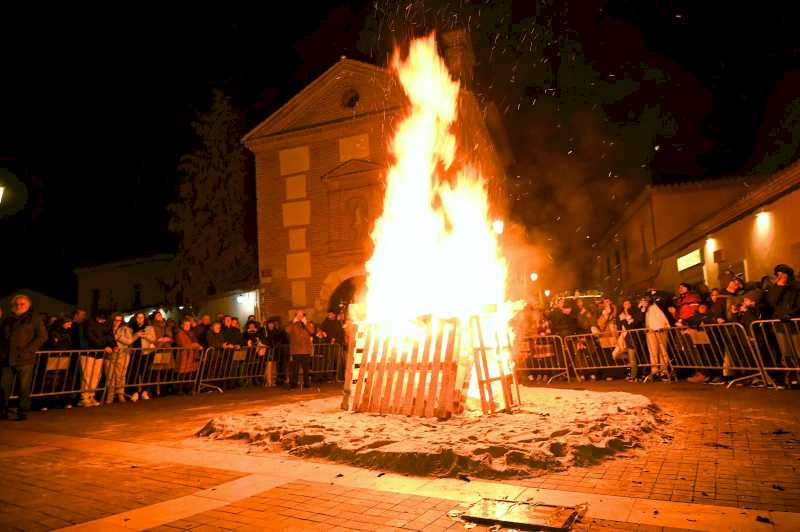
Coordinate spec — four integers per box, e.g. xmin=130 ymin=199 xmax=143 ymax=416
xmin=675 ymin=282 xmax=702 ymax=323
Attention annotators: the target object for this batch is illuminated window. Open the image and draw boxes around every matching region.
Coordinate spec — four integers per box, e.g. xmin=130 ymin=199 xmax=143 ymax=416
xmin=676 ymin=248 xmax=703 ymax=272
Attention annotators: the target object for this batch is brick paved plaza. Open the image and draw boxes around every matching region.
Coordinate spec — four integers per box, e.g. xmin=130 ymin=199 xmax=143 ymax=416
xmin=1 ymin=382 xmax=799 ymax=531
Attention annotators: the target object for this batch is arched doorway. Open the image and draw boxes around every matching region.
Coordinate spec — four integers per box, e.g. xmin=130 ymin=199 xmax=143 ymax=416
xmin=328 ymin=276 xmax=366 ymax=313
xmin=314 ymin=263 xmax=366 ymax=319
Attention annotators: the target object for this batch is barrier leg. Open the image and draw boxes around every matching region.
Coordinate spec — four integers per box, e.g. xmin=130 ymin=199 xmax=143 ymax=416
xmin=726 ymin=372 xmax=765 ymax=389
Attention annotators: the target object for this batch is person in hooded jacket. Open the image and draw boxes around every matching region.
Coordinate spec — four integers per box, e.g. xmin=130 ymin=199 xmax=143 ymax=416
xmin=46 ymin=316 xmax=74 ymax=349
xmin=87 ymin=311 xmax=115 ymax=403
xmin=244 ymin=318 xmax=267 ymax=347
xmin=71 ymin=309 xmax=90 ymax=350
xmin=72 ymin=310 xmax=107 ymax=407
xmin=763 ymin=264 xmax=800 ymax=368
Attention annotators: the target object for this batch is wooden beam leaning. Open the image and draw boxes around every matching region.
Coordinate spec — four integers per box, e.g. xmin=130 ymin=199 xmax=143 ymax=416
xmin=350 ymin=326 xmax=373 ymax=412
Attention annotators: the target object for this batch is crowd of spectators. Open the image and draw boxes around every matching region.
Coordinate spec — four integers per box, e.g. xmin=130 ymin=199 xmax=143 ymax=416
xmin=3 ymin=263 xmax=798 ymax=421
xmin=516 ymin=263 xmax=800 ymax=384
xmin=0 ymin=296 xmax=348 ymax=421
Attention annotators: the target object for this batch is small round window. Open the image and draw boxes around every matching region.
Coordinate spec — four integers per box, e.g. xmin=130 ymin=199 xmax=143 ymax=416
xmin=342 ymin=88 xmax=360 ymax=109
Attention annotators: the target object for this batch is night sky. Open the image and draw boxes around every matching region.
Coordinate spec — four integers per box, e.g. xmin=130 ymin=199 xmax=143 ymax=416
xmin=2 ymin=1 xmax=798 ymax=302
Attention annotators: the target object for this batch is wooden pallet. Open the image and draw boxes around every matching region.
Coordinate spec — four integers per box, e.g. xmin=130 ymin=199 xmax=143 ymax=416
xmin=341 ymin=315 xmax=519 ymax=418
xmin=466 ymin=315 xmax=520 ymax=414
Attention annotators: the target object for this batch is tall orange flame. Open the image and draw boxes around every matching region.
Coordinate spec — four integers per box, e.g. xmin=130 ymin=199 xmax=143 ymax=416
xmin=352 ymin=34 xmax=516 ymax=411
xmin=363 ymin=34 xmax=510 ymax=331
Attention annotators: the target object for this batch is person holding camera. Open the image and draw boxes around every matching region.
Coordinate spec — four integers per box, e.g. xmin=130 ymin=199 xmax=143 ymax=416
xmin=764 ymin=264 xmax=800 ymax=368
xmin=286 ymin=311 xmax=315 ymax=390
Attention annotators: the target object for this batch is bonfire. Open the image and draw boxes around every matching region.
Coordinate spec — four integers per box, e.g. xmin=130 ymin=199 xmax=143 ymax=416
xmin=342 ymin=34 xmax=521 ymax=419
xmin=197 ymin=34 xmax=671 ymax=479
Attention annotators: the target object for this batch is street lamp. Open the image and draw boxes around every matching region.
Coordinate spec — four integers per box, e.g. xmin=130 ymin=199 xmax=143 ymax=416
xmin=544 ymin=289 xmax=551 ymax=297
xmin=529 ymin=272 xmax=539 ymax=282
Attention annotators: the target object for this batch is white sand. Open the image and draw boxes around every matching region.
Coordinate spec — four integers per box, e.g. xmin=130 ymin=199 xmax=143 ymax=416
xmin=198 ymin=387 xmax=669 ymax=479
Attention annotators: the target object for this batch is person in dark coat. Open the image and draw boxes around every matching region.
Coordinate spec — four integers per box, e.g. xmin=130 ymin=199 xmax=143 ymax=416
xmin=763 ymin=264 xmax=800 ymax=365
xmin=708 ymin=288 xmax=727 ymax=323
xmin=205 ymin=322 xmax=226 ymax=349
xmin=222 ymin=316 xmax=244 ymax=347
xmin=722 ymin=276 xmax=748 ymax=322
xmin=71 ymin=309 xmax=90 ymax=349
xmin=686 ymin=302 xmax=717 ymax=328
xmin=320 ymin=311 xmax=344 ymax=345
xmin=266 ymin=317 xmax=289 ymax=346
xmin=1 ymin=295 xmax=48 ymax=420
xmin=194 ymin=314 xmax=212 ymax=348
xmin=548 ymin=299 xmax=580 ymax=338
xmin=46 ymin=317 xmax=75 ymax=349
xmin=733 ymin=291 xmax=763 ymax=331
xmin=618 ymin=298 xmax=644 ymax=330
xmin=244 ymin=319 xmax=267 ymax=347
xmin=764 ymin=264 xmax=800 ymax=321
xmin=264 ymin=317 xmax=289 ymax=384
xmin=87 ymin=312 xmax=115 ymax=351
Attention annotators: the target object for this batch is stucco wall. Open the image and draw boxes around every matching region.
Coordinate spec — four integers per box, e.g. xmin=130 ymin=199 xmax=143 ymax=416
xmin=662 ymin=187 xmax=800 ymax=289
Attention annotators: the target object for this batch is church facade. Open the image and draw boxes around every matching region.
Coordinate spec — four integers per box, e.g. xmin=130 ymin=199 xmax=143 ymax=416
xmin=243 ymin=31 xmax=511 ymax=321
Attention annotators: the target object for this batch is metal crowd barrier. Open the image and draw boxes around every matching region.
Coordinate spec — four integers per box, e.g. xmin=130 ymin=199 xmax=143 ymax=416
xmin=514 ymin=335 xmax=570 ymax=383
xmin=195 ymin=343 xmax=344 ymax=393
xmin=123 ymin=347 xmax=206 ymax=397
xmin=564 ymin=327 xmax=655 ymax=381
xmin=310 ymin=343 xmax=344 ymax=382
xmin=197 ymin=346 xmax=272 ymax=392
xmin=750 ymin=319 xmax=800 ymax=386
xmin=9 ymin=349 xmax=112 ymax=402
xmin=8 ymin=322 xmax=797 ymax=410
xmin=665 ymin=323 xmax=766 ymax=387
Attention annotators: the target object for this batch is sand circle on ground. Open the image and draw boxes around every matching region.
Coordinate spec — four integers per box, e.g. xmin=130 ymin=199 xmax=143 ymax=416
xmin=198 ymin=386 xmax=669 ymax=479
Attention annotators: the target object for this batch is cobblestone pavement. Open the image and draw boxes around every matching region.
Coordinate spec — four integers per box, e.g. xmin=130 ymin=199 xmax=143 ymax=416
xmin=0 ymin=445 xmax=244 ymax=531
xmin=0 ymin=382 xmax=798 ymax=530
xmin=147 ymin=480 xmax=695 ymax=532
xmin=512 ymin=381 xmax=800 ymax=512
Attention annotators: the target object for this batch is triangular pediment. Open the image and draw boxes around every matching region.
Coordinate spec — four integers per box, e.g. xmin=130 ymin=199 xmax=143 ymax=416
xmin=321 ymin=159 xmax=384 ymax=183
xmin=243 ymin=59 xmax=406 ymax=145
